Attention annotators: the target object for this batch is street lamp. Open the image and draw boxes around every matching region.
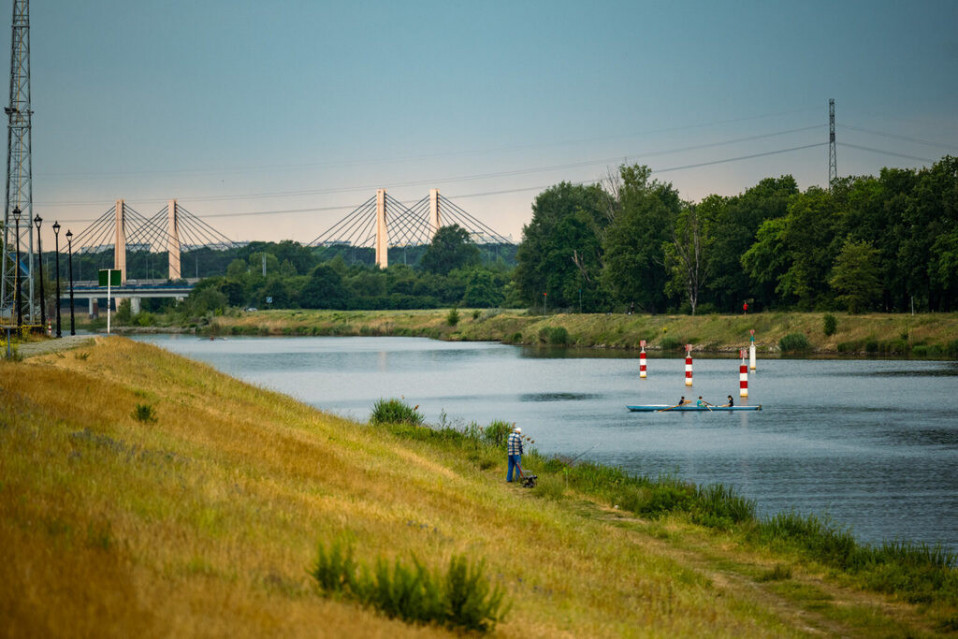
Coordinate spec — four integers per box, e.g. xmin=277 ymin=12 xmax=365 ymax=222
xmin=34 ymin=214 xmax=45 ymax=329
xmin=66 ymin=229 xmax=75 ymax=336
xmin=53 ymin=221 xmax=61 ymax=337
xmin=13 ymin=206 xmax=22 ymax=331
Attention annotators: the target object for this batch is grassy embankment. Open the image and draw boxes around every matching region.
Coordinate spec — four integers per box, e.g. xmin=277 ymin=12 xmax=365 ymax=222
xmin=202 ymin=309 xmax=958 ymax=357
xmin=2 ymin=337 xmax=956 ymax=637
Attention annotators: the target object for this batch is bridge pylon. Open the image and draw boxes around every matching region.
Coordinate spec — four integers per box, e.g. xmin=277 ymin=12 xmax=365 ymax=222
xmin=167 ymin=199 xmax=181 ymax=280
xmin=114 ymin=199 xmax=127 ymax=283
xmin=429 ymin=188 xmax=440 ymax=240
xmin=375 ymin=189 xmax=388 ymax=269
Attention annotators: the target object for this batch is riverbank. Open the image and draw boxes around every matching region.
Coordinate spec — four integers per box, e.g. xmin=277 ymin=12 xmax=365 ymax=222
xmin=199 ymin=309 xmax=958 ymax=357
xmin=2 ymin=337 xmax=955 ymax=636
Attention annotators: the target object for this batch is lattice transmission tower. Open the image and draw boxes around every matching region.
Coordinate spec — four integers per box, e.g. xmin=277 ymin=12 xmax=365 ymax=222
xmin=828 ymin=98 xmax=837 ymax=187
xmin=1 ymin=0 xmax=32 ymax=323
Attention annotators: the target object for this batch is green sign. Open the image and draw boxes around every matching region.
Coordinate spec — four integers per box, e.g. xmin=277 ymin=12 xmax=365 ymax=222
xmin=98 ymin=269 xmax=122 ymax=286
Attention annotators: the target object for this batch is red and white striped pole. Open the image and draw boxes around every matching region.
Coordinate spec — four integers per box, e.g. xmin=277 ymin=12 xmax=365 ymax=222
xmin=685 ymin=344 xmax=693 ymax=386
xmin=739 ymin=349 xmax=749 ymax=398
xmin=639 ymin=340 xmax=647 ymax=379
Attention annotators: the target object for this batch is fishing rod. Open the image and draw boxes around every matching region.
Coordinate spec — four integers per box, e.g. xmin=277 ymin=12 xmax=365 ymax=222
xmin=567 ymin=444 xmax=596 ymax=465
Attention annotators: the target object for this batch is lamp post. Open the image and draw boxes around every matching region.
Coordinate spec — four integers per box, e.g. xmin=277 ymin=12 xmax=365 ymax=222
xmin=53 ymin=221 xmax=61 ymax=337
xmin=66 ymin=229 xmax=75 ymax=336
xmin=34 ymin=215 xmax=45 ymax=329
xmin=13 ymin=206 xmax=22 ymax=331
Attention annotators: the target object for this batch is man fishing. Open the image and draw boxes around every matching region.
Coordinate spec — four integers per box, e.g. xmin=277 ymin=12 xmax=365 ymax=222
xmin=506 ymin=425 xmax=524 ymax=483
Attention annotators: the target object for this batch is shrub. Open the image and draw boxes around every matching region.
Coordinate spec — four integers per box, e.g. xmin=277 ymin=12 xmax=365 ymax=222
xmin=538 ymin=326 xmax=569 ymax=345
xmin=779 ymin=333 xmax=811 ymax=353
xmin=446 ymin=307 xmax=460 ymax=327
xmin=370 ymin=398 xmax=423 ymax=426
xmin=311 ymin=541 xmax=508 ymax=632
xmin=482 ymin=420 xmax=512 ymax=448
xmin=443 ymin=555 xmax=507 ymax=632
xmin=312 ymin=538 xmax=357 ymax=594
xmin=823 ymin=313 xmax=837 ymax=336
xmin=132 ymin=403 xmax=157 ymax=424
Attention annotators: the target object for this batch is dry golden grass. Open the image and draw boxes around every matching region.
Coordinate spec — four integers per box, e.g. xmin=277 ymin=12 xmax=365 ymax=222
xmin=0 ymin=336 xmax=949 ymax=637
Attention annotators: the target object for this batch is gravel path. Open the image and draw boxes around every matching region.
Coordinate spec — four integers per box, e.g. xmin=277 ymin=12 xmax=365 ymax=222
xmin=10 ymin=334 xmax=98 ymax=358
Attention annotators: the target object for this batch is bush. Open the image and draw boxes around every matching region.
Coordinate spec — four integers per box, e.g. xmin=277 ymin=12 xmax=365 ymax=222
xmin=370 ymin=398 xmax=423 ymax=426
xmin=779 ymin=333 xmax=811 ymax=353
xmin=482 ymin=420 xmax=513 ymax=448
xmin=538 ymin=326 xmax=569 ymax=345
xmin=823 ymin=313 xmax=837 ymax=336
xmin=132 ymin=403 xmax=157 ymax=424
xmin=446 ymin=307 xmax=460 ymax=327
xmin=311 ymin=541 xmax=508 ymax=632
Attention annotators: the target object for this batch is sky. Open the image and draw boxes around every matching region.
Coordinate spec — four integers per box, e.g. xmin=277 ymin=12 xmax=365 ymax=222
xmin=11 ymin=0 xmax=958 ymax=246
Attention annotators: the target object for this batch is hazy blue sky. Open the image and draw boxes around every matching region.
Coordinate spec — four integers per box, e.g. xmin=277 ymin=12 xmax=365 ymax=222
xmin=13 ymin=0 xmax=958 ymax=244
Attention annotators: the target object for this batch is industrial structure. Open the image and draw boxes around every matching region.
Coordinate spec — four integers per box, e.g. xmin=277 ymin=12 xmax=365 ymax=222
xmin=1 ymin=0 xmax=33 ymax=325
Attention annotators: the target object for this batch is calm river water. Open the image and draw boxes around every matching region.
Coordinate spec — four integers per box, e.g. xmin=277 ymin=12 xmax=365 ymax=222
xmin=137 ymin=334 xmax=958 ymax=554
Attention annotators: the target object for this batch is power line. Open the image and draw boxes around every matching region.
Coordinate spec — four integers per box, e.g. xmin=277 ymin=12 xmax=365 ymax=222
xmin=837 ymin=143 xmax=935 ymax=164
xmin=35 ymin=125 xmax=823 ymax=209
xmin=842 ymin=124 xmax=958 ymax=152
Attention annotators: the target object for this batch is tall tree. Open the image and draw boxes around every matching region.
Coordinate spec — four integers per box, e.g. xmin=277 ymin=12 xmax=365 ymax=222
xmin=514 ymin=182 xmax=611 ymax=311
xmin=706 ymin=176 xmax=797 ymax=312
xmin=778 ymin=186 xmax=844 ymax=309
xmin=829 ymin=239 xmax=881 ymax=313
xmin=601 ymin=165 xmax=679 ymax=313
xmin=420 ymin=224 xmax=480 ymax=275
xmin=741 ymin=217 xmax=791 ymax=306
xmin=664 ymin=200 xmax=709 ymax=314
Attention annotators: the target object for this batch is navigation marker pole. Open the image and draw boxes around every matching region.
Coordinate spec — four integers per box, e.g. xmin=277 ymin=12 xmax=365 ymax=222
xmin=685 ymin=344 xmax=693 ymax=387
xmin=739 ymin=349 xmax=749 ymax=398
xmin=749 ymin=329 xmax=757 ymax=371
xmin=639 ymin=340 xmax=647 ymax=379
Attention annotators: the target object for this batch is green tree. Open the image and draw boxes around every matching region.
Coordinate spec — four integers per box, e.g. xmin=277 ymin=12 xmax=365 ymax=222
xmin=301 ymin=264 xmax=348 ymax=309
xmin=778 ymin=186 xmax=843 ymax=309
xmin=601 ymin=165 xmax=679 ymax=313
xmin=706 ymin=176 xmax=797 ymax=311
xmin=741 ymin=217 xmax=791 ymax=306
xmin=829 ymin=239 xmax=881 ymax=313
xmin=664 ymin=200 xmax=709 ymax=314
xmin=461 ymin=269 xmax=503 ymax=307
xmin=420 ymin=225 xmax=480 ymax=275
xmin=901 ymin=156 xmax=958 ymax=311
xmin=514 ymin=182 xmax=611 ymax=311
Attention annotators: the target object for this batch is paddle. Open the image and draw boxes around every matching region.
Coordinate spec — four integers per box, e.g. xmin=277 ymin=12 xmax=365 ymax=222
xmin=658 ymin=401 xmax=686 ymax=413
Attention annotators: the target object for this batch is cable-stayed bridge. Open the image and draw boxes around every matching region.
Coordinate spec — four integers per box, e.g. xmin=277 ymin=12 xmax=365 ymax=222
xmin=68 ymin=189 xmax=513 ymax=286
xmin=308 ymin=189 xmax=513 ymax=268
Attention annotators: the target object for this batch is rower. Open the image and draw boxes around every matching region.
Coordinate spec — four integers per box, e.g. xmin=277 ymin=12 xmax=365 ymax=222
xmin=726 ymin=395 xmax=734 ymax=407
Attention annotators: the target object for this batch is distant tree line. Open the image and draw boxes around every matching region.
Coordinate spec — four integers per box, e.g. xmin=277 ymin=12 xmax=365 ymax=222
xmin=32 ymin=155 xmax=956 ymax=318
xmin=175 ymin=226 xmax=519 ymax=316
xmin=515 ymin=156 xmax=958 ymax=314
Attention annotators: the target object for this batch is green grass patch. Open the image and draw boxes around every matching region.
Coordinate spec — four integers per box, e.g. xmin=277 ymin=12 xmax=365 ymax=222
xmin=312 ymin=539 xmax=508 ymax=632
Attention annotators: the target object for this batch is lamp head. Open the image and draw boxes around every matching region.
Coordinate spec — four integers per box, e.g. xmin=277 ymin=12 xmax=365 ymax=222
xmin=34 ymin=214 xmax=42 ymax=228
xmin=66 ymin=229 xmax=73 ymax=240
xmin=53 ymin=220 xmax=60 ymax=235
xmin=12 ymin=206 xmax=20 ymax=220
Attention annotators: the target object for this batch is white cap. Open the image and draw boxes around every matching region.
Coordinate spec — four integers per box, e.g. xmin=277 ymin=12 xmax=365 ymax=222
xmin=514 ymin=426 xmax=522 ymax=433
